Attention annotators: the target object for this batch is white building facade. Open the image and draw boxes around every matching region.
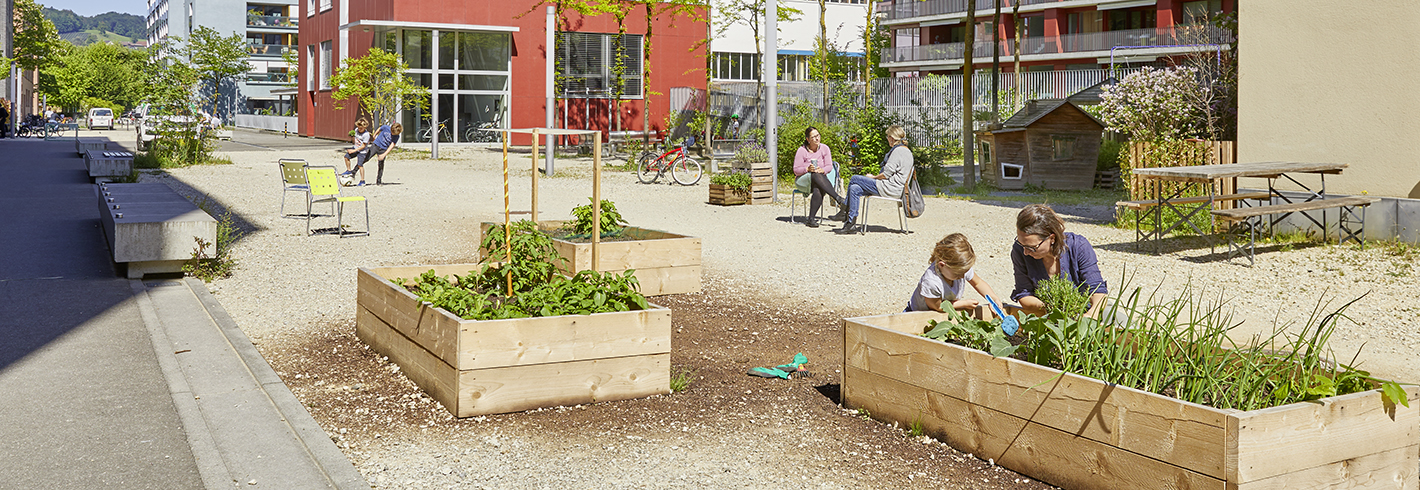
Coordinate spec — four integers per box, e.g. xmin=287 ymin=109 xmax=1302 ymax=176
xmin=711 ymin=0 xmax=872 ymax=81
xmin=146 ymin=0 xmax=299 ymax=117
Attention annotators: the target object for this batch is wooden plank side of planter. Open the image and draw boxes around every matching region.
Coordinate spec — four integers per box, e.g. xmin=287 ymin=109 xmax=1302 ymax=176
xmin=455 ymin=306 xmax=672 ymax=370
xmin=845 ymin=365 xmax=1225 ymax=490
xmin=633 ymin=265 xmax=701 ymax=296
xmin=1231 ymin=444 xmax=1418 ymax=490
xmin=845 ymin=315 xmax=1229 ymax=479
xmin=553 ymin=234 xmax=702 ymax=295
xmin=356 ymin=306 xmax=458 ymax=414
xmin=359 ymin=267 xmax=468 ymax=366
xmin=457 ymin=353 xmax=671 ymax=417
xmin=1227 ymin=384 xmax=1420 ymax=486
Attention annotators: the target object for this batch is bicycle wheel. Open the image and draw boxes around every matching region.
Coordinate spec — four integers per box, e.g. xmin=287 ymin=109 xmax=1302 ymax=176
xmin=671 ymin=155 xmax=703 ymax=185
xmin=636 ymin=153 xmax=659 ymax=184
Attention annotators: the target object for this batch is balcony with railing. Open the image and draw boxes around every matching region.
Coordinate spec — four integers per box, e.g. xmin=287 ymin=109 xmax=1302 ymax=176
xmin=247 ymin=43 xmax=295 ymax=57
xmin=247 ymin=14 xmax=297 ymax=28
xmin=878 ymin=0 xmax=1148 ymax=22
xmin=244 ymin=72 xmax=290 ymax=84
xmin=885 ymin=26 xmax=1232 ymax=65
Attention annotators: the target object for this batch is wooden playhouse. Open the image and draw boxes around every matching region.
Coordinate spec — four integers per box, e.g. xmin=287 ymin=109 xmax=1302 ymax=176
xmin=977 ymin=99 xmax=1105 ymax=190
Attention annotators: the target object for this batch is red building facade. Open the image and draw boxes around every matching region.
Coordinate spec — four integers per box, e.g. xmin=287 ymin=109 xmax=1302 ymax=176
xmin=298 ymin=0 xmax=708 ymax=145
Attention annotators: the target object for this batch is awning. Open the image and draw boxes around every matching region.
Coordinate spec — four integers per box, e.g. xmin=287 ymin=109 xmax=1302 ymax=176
xmin=339 ymin=20 xmax=520 ymax=33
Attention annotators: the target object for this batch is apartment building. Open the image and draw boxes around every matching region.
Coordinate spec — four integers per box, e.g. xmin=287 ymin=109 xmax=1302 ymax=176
xmin=145 ymin=0 xmax=298 ymax=116
xmin=878 ymin=0 xmax=1232 ymax=75
xmin=711 ymin=0 xmax=872 ymax=81
xmin=297 ymin=0 xmax=707 ymax=145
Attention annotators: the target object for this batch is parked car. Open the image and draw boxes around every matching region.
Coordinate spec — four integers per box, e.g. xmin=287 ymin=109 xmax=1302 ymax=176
xmin=134 ymin=104 xmax=200 ymax=152
xmin=87 ymin=108 xmax=114 ymax=130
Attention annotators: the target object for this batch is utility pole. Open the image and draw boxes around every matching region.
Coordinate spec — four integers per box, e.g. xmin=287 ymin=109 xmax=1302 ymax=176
xmin=545 ymin=6 xmax=556 ymax=175
xmin=962 ymin=0 xmax=976 ymax=187
xmin=767 ymin=0 xmax=779 ymax=201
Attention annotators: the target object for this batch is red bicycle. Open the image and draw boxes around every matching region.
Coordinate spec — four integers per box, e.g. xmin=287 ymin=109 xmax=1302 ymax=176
xmin=636 ymin=139 xmax=702 ymax=185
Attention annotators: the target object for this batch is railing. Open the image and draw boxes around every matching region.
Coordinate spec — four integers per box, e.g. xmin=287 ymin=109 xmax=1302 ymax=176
xmin=245 ymin=72 xmax=290 ymax=83
xmin=880 ymin=0 xmax=1137 ymax=21
xmin=235 ymin=114 xmax=298 ymax=132
xmin=888 ymin=26 xmax=1232 ymax=63
xmin=246 ymin=14 xmax=297 ymax=27
xmin=247 ymin=43 xmax=295 ymax=56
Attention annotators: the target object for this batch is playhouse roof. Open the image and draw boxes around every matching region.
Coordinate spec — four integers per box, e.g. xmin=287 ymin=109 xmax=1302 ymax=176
xmin=1065 ymin=77 xmax=1118 ymax=106
xmin=996 ymin=99 xmax=1106 ymax=132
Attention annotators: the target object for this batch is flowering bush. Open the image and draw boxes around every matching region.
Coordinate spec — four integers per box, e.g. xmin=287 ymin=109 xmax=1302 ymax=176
xmin=1098 ymin=67 xmax=1207 ymax=142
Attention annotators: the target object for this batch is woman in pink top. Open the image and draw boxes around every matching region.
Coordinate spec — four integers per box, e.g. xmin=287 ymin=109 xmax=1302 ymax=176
xmin=793 ymin=127 xmax=847 ymax=228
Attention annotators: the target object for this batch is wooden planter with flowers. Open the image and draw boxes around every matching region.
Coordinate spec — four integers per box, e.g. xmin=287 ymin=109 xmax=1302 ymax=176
xmin=842 ymin=310 xmax=1419 ymax=490
xmin=357 ymin=261 xmax=671 ymax=418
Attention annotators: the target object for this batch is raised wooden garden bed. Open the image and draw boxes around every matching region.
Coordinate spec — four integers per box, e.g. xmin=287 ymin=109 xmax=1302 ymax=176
xmin=708 ymin=184 xmax=749 ymax=206
xmin=732 ymin=161 xmax=774 ymax=204
xmin=356 ymin=263 xmax=672 ymax=417
xmin=842 ymin=311 xmax=1420 ymax=490
xmin=479 ymin=221 xmax=701 ymax=296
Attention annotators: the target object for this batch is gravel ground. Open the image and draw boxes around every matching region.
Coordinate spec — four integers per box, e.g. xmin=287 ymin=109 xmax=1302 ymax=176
xmin=143 ymin=141 xmax=1420 ymax=489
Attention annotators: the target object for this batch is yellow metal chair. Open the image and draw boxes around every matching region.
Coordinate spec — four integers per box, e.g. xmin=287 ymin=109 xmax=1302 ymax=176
xmin=279 ymin=158 xmax=310 ymax=218
xmin=304 ymin=165 xmax=369 ymax=237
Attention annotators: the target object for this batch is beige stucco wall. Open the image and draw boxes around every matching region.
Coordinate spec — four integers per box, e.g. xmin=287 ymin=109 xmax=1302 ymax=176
xmin=1238 ymin=0 xmax=1420 ymax=198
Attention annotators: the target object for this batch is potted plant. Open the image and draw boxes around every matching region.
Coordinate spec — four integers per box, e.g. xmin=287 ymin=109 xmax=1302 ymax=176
xmin=729 ymin=140 xmax=772 ymax=204
xmin=479 ymin=198 xmax=701 ymax=295
xmin=356 ymin=220 xmax=673 ymax=417
xmin=708 ymin=170 xmax=752 ymax=206
xmin=842 ymin=282 xmax=1416 ymax=490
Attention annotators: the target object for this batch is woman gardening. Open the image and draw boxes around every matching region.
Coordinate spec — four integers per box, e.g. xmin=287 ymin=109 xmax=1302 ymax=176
xmin=1011 ymin=204 xmax=1108 ymax=318
xmin=836 ymin=125 xmax=912 ymax=234
xmin=793 ymin=126 xmax=847 ymax=228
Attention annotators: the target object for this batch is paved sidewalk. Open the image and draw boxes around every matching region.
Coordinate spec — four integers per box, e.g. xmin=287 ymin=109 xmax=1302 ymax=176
xmin=0 ymin=137 xmax=366 ymax=489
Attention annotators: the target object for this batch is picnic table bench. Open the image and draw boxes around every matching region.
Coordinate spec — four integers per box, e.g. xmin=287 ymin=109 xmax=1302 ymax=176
xmin=1212 ymin=195 xmax=1380 ymax=266
xmin=1117 ymin=191 xmax=1274 ymax=249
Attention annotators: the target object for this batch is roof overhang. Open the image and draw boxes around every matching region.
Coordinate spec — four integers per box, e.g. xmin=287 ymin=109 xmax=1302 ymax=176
xmin=1097 ymin=0 xmax=1157 ymax=10
xmin=339 ymin=20 xmax=520 ymax=33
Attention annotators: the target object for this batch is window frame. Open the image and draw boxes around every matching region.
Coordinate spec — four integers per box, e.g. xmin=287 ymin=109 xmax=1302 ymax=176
xmin=319 ymin=41 xmax=332 ymax=90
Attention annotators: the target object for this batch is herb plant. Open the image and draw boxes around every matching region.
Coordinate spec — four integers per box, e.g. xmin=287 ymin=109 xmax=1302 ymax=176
xmin=1035 ymin=276 xmax=1091 ymax=318
xmin=732 ymin=140 xmax=769 ymax=165
xmin=397 ymin=220 xmax=650 ymax=320
xmin=570 ymin=198 xmax=627 ymax=237
xmin=709 ymin=170 xmax=752 ymax=190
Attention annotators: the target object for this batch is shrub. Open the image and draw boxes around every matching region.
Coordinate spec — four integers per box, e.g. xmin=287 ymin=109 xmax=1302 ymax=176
xmin=569 ymin=198 xmax=627 ymax=237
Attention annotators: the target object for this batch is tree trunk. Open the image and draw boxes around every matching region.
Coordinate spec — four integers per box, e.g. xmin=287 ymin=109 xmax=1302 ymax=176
xmin=1012 ymin=2 xmax=1022 ymax=112
xmin=962 ymin=0 xmax=975 ymax=187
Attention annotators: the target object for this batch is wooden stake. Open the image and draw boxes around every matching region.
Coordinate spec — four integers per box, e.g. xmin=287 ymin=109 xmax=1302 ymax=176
xmin=592 ymin=137 xmax=602 ymax=272
xmin=502 ymin=133 xmax=512 ymax=294
xmin=531 ymin=129 xmax=540 ymax=226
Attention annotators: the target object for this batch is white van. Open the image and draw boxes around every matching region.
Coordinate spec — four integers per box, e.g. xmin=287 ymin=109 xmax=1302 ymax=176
xmin=87 ymin=108 xmax=114 ymax=130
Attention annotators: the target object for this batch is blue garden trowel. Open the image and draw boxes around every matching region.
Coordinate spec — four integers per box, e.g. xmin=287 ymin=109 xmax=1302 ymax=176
xmin=984 ymin=295 xmax=1020 ymax=336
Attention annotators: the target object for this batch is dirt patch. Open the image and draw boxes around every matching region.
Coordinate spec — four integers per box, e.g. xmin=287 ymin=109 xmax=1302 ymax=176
xmin=263 ymin=275 xmax=1054 ymax=489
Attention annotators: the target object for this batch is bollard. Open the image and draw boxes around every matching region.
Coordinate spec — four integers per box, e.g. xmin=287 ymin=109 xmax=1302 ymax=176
xmin=283 ymin=122 xmax=288 ymax=138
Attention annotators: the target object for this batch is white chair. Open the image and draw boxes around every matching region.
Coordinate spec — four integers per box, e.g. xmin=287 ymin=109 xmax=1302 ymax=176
xmin=856 ymin=168 xmax=913 ymax=235
xmin=789 ymin=160 xmax=841 ymax=224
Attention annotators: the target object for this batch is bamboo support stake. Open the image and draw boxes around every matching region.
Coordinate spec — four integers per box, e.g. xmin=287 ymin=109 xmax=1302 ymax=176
xmin=592 ymin=137 xmax=602 ymax=272
xmin=502 ymin=133 xmax=512 ymax=294
xmin=531 ymin=129 xmax=540 ymax=226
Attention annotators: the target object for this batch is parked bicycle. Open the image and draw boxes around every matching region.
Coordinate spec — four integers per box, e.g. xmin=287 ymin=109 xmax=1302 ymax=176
xmin=464 ymin=121 xmax=502 ymax=143
xmin=418 ymin=119 xmax=452 ymax=142
xmin=636 ymin=137 xmax=702 ymax=185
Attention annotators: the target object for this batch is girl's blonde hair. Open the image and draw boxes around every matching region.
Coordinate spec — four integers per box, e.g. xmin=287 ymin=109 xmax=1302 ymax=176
xmin=886 ymin=125 xmax=907 ymax=145
xmin=355 ymin=117 xmax=370 ymax=130
xmin=930 ymin=233 xmax=975 ymax=274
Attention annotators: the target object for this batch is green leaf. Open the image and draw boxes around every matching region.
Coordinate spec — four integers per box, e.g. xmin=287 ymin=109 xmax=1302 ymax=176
xmin=1382 ymin=381 xmax=1410 ymax=408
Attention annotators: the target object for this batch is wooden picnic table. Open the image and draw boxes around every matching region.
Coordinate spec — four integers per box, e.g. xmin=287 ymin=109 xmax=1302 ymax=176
xmin=1127 ymin=161 xmax=1355 ymax=260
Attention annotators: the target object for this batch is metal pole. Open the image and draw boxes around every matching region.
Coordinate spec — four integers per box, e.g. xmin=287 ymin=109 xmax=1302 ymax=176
xmin=545 ymin=6 xmax=556 ymax=176
xmin=431 ymin=30 xmax=440 ymax=160
xmin=766 ymin=0 xmax=779 ymax=202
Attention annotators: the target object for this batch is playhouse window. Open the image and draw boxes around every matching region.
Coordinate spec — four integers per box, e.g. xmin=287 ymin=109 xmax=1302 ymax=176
xmin=1052 ymin=136 xmax=1076 ymax=161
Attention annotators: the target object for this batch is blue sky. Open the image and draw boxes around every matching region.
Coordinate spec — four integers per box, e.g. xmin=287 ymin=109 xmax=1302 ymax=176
xmin=43 ymin=0 xmax=148 ymax=17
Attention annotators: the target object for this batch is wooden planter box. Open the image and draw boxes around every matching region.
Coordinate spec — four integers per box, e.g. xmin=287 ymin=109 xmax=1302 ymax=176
xmin=731 ymin=161 xmax=774 ymax=204
xmin=708 ymin=184 xmax=749 ymax=206
xmin=842 ymin=311 xmax=1420 ymax=490
xmin=480 ymin=221 xmax=701 ymax=296
xmin=356 ymin=263 xmax=672 ymax=417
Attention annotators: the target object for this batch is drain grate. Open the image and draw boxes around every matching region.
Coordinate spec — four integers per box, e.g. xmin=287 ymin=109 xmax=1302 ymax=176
xmin=145 ymin=281 xmax=184 ymax=288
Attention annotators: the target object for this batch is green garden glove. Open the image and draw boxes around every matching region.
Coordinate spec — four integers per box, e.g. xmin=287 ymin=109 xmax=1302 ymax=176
xmin=748 ymin=367 xmax=790 ymax=379
xmin=776 ymin=353 xmax=809 ymax=372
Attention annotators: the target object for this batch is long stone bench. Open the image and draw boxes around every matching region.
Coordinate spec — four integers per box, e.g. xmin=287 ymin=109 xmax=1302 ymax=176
xmin=95 ymin=183 xmax=217 ymax=278
xmin=76 ymin=138 xmax=108 ymax=156
xmin=85 ymin=150 xmax=135 ymax=181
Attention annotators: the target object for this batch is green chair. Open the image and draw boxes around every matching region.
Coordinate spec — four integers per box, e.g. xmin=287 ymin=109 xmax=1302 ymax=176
xmin=789 ymin=159 xmax=841 ymax=224
xmin=279 ymin=158 xmax=311 ymax=218
xmin=304 ymin=165 xmax=369 ymax=237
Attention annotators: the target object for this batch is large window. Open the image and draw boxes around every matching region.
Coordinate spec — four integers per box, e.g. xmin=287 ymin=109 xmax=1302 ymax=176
xmin=712 ymin=52 xmax=759 ymax=80
xmin=557 ymin=32 xmax=643 ymax=99
xmin=319 ymin=40 xmax=331 ymax=89
xmin=378 ymin=28 xmax=511 ymax=144
xmin=1181 ymin=0 xmax=1224 ymax=25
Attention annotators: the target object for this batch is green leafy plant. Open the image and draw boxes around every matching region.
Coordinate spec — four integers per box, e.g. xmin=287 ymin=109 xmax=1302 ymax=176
xmin=1035 ymin=276 xmax=1091 ymax=319
xmin=709 ymin=170 xmax=752 ymax=190
xmin=569 ymin=198 xmax=627 ymax=237
xmin=669 ymin=367 xmax=696 ymax=393
xmin=397 ymin=220 xmax=649 ymax=321
xmin=732 ymin=139 xmax=769 ymax=165
xmin=183 ymin=208 xmax=241 ymax=282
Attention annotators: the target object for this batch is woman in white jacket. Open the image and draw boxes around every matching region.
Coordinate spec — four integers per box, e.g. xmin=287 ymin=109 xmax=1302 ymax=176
xmin=836 ymin=125 xmax=912 ymax=234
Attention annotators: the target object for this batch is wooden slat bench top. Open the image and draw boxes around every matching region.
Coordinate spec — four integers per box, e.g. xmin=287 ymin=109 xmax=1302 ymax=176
xmin=1211 ymin=196 xmax=1380 ymax=221
xmin=1133 ymin=161 xmax=1349 ymax=182
xmin=1116 ymin=191 xmax=1273 ymax=210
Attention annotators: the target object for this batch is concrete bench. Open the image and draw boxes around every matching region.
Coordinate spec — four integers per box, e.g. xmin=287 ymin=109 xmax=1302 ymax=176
xmin=85 ymin=150 xmax=134 ymax=181
xmin=95 ymin=183 xmax=217 ymax=278
xmin=76 ymin=138 xmax=108 ymax=156
xmin=1212 ymin=196 xmax=1381 ymax=266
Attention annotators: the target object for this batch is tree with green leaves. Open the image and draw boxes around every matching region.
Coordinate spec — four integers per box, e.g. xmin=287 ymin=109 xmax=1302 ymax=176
xmin=186 ymin=26 xmax=251 ymax=121
xmin=714 ymin=0 xmax=802 ymax=83
xmin=6 ymin=0 xmax=65 ymax=73
xmin=638 ymin=0 xmax=706 ymax=144
xmin=329 ymin=48 xmax=430 ymax=127
xmin=39 ymin=41 xmax=146 ymax=113
xmin=134 ymin=39 xmax=217 ymax=165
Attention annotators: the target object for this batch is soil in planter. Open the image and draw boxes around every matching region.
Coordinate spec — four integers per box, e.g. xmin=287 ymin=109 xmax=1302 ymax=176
xmin=546 ymin=226 xmax=671 ymax=244
xmin=265 ymin=276 xmax=1053 ymax=489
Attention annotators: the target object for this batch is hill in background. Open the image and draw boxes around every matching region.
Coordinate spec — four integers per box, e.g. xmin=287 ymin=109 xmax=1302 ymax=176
xmin=44 ymin=8 xmax=145 ymax=46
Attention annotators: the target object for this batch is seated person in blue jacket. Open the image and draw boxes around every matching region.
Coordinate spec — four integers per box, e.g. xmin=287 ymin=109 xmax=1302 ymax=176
xmin=1011 ymin=204 xmax=1108 ymax=318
